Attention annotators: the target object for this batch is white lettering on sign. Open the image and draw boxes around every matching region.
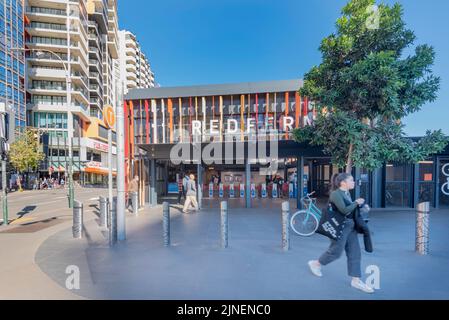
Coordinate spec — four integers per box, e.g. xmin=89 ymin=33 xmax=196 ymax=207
xmin=86 ymin=161 xmax=101 ymax=168
xmin=93 ymin=142 xmax=108 ymax=153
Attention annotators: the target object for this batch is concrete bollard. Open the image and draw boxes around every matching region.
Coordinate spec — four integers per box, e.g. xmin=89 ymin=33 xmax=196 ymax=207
xmin=99 ymin=196 xmax=108 ymax=228
xmin=221 ymin=201 xmax=228 ymax=249
xmin=416 ymin=202 xmax=430 ymax=255
xmin=131 ymin=192 xmax=139 ymax=215
xmin=282 ymin=201 xmax=290 ymax=251
xmin=72 ymin=200 xmax=83 ymax=239
xmin=109 ymin=197 xmax=117 ymax=247
xmin=163 ymin=202 xmax=170 ymax=247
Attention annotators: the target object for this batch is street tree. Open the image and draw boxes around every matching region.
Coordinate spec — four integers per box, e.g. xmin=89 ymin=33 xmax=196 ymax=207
xmin=293 ymin=0 xmax=448 ymax=173
xmin=9 ymin=128 xmax=44 ymax=191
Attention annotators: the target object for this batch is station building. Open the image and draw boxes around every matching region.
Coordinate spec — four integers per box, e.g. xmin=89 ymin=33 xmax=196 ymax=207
xmin=124 ymin=79 xmax=449 ymax=210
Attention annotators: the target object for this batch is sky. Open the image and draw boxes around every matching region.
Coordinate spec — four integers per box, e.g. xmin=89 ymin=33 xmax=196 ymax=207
xmin=118 ymin=0 xmax=449 ymax=137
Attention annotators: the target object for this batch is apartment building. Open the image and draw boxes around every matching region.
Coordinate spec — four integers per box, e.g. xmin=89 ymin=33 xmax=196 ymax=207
xmin=24 ymin=0 xmax=119 ymax=184
xmin=118 ymin=29 xmax=155 ymax=94
xmin=1 ymin=0 xmax=26 ymax=141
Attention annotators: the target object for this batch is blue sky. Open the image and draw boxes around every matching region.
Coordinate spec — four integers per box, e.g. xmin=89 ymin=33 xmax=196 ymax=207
xmin=118 ymin=0 xmax=449 ymax=136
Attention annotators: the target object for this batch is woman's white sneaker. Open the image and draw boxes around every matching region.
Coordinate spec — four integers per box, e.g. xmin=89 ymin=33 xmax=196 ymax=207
xmin=351 ymin=278 xmax=374 ymax=294
xmin=308 ymin=260 xmax=323 ymax=277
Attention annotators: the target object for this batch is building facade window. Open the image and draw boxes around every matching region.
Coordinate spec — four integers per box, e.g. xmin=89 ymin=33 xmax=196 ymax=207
xmin=385 ymin=163 xmax=413 ymax=208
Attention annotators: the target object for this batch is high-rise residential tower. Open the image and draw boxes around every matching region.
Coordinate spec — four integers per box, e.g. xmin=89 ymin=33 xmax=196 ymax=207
xmin=118 ymin=30 xmax=155 ymax=94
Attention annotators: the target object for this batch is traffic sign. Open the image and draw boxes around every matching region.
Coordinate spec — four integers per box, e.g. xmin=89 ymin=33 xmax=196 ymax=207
xmin=103 ymin=105 xmax=116 ymax=129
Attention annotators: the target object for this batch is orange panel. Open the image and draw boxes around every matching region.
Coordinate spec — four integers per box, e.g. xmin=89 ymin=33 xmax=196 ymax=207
xmin=129 ymin=100 xmax=135 ymax=160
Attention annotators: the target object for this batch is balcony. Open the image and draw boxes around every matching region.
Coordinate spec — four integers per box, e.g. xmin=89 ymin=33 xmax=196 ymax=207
xmin=27 ymin=101 xmax=91 ymax=123
xmin=86 ymin=0 xmax=108 ymax=34
xmin=89 ymin=59 xmax=101 ymax=72
xmin=26 ymin=38 xmax=79 ymax=53
xmin=26 ymin=6 xmax=66 ymax=17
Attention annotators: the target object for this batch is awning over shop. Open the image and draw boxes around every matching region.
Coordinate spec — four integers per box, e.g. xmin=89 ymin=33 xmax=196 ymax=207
xmin=84 ymin=167 xmax=117 ymax=176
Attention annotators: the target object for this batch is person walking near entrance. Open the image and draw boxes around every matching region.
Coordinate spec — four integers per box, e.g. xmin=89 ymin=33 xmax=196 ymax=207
xmin=182 ymin=174 xmax=199 ymax=213
xmin=307 ymin=173 xmax=374 ymax=294
xmin=127 ymin=175 xmax=139 ymax=211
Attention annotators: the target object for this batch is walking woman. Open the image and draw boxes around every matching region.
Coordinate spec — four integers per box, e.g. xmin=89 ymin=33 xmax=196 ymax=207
xmin=182 ymin=174 xmax=199 ymax=213
xmin=308 ymin=173 xmax=374 ymax=294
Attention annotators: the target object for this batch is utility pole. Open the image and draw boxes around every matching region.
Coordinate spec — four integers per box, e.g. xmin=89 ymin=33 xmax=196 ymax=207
xmin=66 ymin=0 xmax=74 ymax=208
xmin=116 ymin=80 xmax=126 ymax=241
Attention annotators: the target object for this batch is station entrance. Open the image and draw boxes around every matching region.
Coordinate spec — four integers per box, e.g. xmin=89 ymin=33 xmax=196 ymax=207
xmin=155 ymin=157 xmax=342 ymax=209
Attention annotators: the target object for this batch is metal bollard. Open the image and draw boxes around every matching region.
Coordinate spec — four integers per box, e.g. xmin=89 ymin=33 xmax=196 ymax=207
xmin=221 ymin=201 xmax=228 ymax=249
xmin=72 ymin=200 xmax=83 ymax=239
xmin=163 ymin=202 xmax=170 ymax=246
xmin=99 ymin=196 xmax=108 ymax=228
xmin=416 ymin=202 xmax=430 ymax=255
xmin=282 ymin=201 xmax=290 ymax=251
xmin=109 ymin=197 xmax=117 ymax=247
xmin=131 ymin=192 xmax=139 ymax=215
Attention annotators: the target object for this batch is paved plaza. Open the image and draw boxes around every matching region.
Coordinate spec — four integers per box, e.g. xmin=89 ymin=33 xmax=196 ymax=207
xmin=1 ymin=190 xmax=448 ymax=300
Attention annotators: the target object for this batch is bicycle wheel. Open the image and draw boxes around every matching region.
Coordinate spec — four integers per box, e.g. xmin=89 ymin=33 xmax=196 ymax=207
xmin=290 ymin=210 xmax=319 ymax=237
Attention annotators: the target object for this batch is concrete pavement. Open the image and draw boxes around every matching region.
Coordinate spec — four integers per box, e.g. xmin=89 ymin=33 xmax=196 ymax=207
xmin=0 ymin=187 xmax=108 ymax=300
xmin=29 ymin=199 xmax=449 ymax=300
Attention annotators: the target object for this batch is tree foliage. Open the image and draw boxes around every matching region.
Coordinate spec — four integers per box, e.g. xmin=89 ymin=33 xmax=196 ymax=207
xmin=9 ymin=128 xmax=45 ymax=173
xmin=293 ymin=0 xmax=448 ymax=172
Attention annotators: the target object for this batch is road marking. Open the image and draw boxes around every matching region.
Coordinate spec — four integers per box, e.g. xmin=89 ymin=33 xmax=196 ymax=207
xmin=89 ymin=197 xmax=100 ymax=201
xmin=10 ymin=217 xmax=35 ymax=225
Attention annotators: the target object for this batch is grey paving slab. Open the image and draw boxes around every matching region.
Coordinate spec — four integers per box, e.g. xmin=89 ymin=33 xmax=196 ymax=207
xmin=32 ymin=202 xmax=449 ymax=300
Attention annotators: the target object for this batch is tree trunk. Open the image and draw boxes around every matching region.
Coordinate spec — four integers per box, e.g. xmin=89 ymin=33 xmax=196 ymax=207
xmin=346 ymin=143 xmax=354 ymax=174
xmin=18 ymin=172 xmax=23 ymax=192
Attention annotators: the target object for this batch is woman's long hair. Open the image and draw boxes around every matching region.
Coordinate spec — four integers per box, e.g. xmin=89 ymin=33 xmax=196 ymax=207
xmin=331 ymin=173 xmax=352 ymax=191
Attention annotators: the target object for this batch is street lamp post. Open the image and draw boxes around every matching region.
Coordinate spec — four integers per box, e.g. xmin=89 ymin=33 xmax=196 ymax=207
xmin=11 ymin=47 xmax=75 ymax=208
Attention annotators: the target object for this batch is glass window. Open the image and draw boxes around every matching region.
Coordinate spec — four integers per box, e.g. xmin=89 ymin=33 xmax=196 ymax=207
xmin=418 ymin=161 xmax=435 ymax=206
xmin=48 ymin=113 xmax=55 ymax=128
xmin=385 ymin=163 xmax=412 ymax=208
xmin=39 ymin=113 xmax=47 ymax=128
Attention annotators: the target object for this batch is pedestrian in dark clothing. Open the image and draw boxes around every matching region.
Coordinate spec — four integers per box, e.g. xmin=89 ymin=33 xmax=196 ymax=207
xmin=308 ymin=173 xmax=375 ymax=294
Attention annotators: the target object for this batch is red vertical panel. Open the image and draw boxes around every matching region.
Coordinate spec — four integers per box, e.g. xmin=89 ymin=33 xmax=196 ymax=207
xmin=124 ymin=100 xmax=130 ymax=192
xmin=285 ymin=92 xmax=289 ymax=140
xmin=129 ymin=100 xmax=135 ymax=161
xmin=124 ymin=100 xmax=129 ymax=161
xmin=145 ymin=99 xmax=150 ymax=144
xmin=295 ymin=92 xmax=300 ymax=129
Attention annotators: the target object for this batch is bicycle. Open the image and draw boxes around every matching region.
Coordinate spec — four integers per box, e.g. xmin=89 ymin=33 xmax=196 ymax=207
xmin=290 ymin=191 xmax=322 ymax=237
